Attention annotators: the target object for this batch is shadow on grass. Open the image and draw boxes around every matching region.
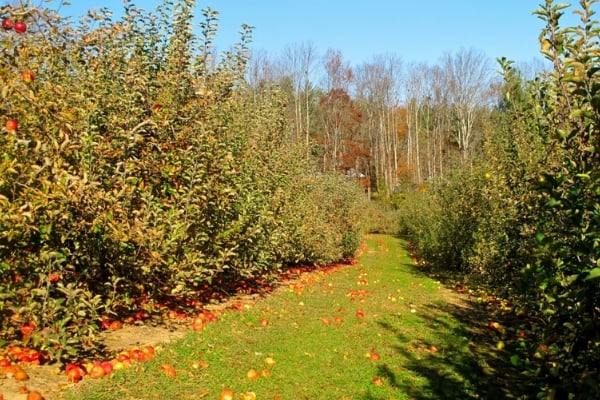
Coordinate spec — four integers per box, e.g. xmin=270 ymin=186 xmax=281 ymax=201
xmin=364 ymin=298 xmax=537 ymax=400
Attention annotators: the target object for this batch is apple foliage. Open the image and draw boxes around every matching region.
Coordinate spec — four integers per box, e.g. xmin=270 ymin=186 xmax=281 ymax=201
xmin=398 ymin=1 xmax=600 ymax=397
xmin=0 ymin=1 xmax=366 ymax=361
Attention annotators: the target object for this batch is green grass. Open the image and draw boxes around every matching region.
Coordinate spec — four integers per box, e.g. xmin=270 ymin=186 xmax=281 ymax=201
xmin=64 ymin=234 xmax=518 ymax=399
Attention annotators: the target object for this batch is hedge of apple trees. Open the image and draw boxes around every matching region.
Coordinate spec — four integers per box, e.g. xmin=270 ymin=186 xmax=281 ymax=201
xmin=0 ymin=1 xmax=367 ymax=362
xmin=397 ymin=1 xmax=600 ymax=397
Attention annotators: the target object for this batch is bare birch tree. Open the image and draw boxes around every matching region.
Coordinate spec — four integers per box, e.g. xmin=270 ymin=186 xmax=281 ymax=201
xmin=442 ymin=48 xmax=493 ymax=162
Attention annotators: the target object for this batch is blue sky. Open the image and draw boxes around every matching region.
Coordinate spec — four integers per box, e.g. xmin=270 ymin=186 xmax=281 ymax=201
xmin=48 ymin=0 xmax=587 ymax=67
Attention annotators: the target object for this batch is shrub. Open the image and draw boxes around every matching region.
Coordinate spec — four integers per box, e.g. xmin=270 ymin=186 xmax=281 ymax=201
xmin=0 ymin=1 xmax=368 ymax=362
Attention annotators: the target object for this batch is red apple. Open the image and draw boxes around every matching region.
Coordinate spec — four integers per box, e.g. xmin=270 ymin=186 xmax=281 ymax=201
xmin=142 ymin=345 xmax=155 ymax=360
xmin=259 ymin=318 xmax=269 ymax=326
xmin=2 ymin=18 xmax=13 ymax=30
xmin=5 ymin=119 xmax=18 ymax=131
xmin=115 ymin=352 xmax=130 ymax=363
xmin=0 ymin=358 xmax=11 ymax=367
xmin=372 ymin=376 xmax=384 ymax=386
xmin=129 ymin=348 xmax=144 ymax=362
xmin=66 ymin=365 xmax=85 ymax=382
xmin=101 ymin=361 xmax=114 ymax=375
xmin=370 ymin=350 xmax=381 ymax=361
xmin=21 ymin=322 xmax=35 ymax=337
xmin=13 ymin=20 xmax=26 ymax=34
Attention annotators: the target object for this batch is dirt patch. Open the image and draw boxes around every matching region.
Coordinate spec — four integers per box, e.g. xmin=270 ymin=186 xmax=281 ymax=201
xmin=0 ymin=319 xmax=191 ymax=400
xmin=0 ymin=280 xmax=283 ymax=400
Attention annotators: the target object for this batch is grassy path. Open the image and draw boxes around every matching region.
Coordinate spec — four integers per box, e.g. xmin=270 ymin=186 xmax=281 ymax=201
xmin=65 ymin=234 xmax=512 ymax=399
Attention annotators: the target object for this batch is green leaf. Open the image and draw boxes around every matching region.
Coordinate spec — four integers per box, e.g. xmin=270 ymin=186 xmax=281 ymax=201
xmin=563 ymin=322 xmax=576 ymax=331
xmin=584 ymin=267 xmax=600 ymax=280
xmin=547 ymin=198 xmax=561 ymax=207
xmin=510 ymin=354 xmax=521 ymax=366
xmin=535 ymin=232 xmax=545 ymax=243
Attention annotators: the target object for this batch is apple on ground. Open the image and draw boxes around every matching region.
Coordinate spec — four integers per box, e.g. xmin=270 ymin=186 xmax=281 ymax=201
xmin=160 ymin=363 xmax=176 ymax=377
xmin=142 ymin=345 xmax=155 ymax=359
xmin=264 ymin=356 xmax=276 ymax=368
xmin=89 ymin=363 xmax=105 ymax=379
xmin=219 ymin=389 xmax=235 ymax=400
xmin=26 ymin=391 xmax=44 ymax=400
xmin=13 ymin=366 xmax=29 ymax=381
xmin=115 ymin=352 xmax=130 ymax=363
xmin=192 ymin=317 xmax=205 ymax=331
xmin=370 ymin=349 xmax=381 ymax=360
xmin=246 ymin=368 xmax=260 ymax=380
xmin=129 ymin=348 xmax=145 ymax=361
xmin=109 ymin=320 xmax=123 ymax=330
xmin=65 ymin=363 xmax=86 ymax=382
xmin=101 ymin=361 xmax=114 ymax=376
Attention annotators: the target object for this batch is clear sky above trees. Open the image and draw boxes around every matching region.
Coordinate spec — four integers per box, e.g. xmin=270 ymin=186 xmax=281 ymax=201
xmin=48 ymin=0 xmax=586 ymax=66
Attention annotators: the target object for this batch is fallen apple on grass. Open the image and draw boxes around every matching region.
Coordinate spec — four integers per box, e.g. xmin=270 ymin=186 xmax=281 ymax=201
xmin=369 ymin=349 xmax=381 ymax=361
xmin=246 ymin=368 xmax=260 ymax=380
xmin=65 ymin=363 xmax=86 ymax=383
xmin=264 ymin=356 xmax=276 ymax=368
xmin=88 ymin=363 xmax=106 ymax=379
xmin=219 ymin=388 xmax=235 ymax=400
xmin=372 ymin=376 xmax=384 ymax=386
xmin=160 ymin=363 xmax=176 ymax=377
xmin=192 ymin=317 xmax=205 ymax=331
